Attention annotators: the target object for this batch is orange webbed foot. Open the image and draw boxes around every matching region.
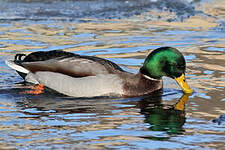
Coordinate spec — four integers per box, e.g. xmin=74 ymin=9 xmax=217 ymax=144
xmin=21 ymin=84 xmax=44 ymax=95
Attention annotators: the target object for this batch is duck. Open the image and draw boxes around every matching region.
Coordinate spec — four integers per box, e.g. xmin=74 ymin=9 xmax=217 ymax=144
xmin=5 ymin=47 xmax=193 ymax=97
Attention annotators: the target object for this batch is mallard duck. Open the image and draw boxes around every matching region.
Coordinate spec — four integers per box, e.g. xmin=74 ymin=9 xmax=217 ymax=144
xmin=5 ymin=47 xmax=192 ymax=97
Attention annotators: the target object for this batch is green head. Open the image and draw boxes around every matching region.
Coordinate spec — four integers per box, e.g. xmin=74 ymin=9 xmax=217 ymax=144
xmin=140 ymin=47 xmax=193 ymax=93
xmin=140 ymin=47 xmax=185 ymax=79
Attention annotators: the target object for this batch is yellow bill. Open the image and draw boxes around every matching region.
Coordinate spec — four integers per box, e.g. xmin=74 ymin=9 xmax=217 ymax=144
xmin=174 ymin=94 xmax=191 ymax=111
xmin=175 ymin=74 xmax=193 ymax=94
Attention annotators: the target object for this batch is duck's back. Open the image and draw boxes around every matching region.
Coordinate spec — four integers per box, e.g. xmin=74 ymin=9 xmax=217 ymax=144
xmin=19 ymin=50 xmax=77 ymax=62
xmin=13 ymin=50 xmax=125 ymax=79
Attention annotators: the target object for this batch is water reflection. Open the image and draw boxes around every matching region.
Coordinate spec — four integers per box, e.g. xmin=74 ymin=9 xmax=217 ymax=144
xmin=14 ymin=89 xmax=190 ymax=137
xmin=139 ymin=94 xmax=190 ymax=135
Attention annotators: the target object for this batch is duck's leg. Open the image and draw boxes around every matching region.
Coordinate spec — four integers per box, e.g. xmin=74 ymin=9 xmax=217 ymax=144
xmin=21 ymin=84 xmax=44 ymax=95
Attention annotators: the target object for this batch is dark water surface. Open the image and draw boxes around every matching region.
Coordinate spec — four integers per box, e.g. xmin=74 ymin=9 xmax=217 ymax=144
xmin=0 ymin=0 xmax=225 ymax=149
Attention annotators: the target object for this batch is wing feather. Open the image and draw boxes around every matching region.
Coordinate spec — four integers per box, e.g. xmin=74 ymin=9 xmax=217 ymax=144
xmin=21 ymin=57 xmax=113 ymax=77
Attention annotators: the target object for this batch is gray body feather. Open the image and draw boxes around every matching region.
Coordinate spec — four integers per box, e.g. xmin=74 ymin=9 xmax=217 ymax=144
xmin=33 ymin=71 xmax=123 ymax=97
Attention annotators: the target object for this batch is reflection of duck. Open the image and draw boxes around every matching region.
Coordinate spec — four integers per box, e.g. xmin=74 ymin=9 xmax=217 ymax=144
xmin=139 ymin=94 xmax=190 ymax=134
xmin=6 ymin=47 xmax=192 ymax=97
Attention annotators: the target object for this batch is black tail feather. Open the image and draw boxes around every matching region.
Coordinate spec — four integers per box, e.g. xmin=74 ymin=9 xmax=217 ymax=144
xmin=15 ymin=54 xmax=26 ymax=62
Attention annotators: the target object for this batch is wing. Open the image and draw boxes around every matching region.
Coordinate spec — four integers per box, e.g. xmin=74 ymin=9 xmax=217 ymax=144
xmin=20 ymin=55 xmax=124 ymax=78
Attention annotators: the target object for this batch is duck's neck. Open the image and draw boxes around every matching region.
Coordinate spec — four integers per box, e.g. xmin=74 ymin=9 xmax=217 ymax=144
xmin=121 ymin=72 xmax=162 ymax=97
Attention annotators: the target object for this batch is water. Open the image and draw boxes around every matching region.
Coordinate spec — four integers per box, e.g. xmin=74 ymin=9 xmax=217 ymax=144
xmin=0 ymin=0 xmax=225 ymax=149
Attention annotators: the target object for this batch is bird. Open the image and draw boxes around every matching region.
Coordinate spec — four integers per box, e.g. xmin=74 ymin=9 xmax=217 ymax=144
xmin=5 ymin=47 xmax=193 ymax=97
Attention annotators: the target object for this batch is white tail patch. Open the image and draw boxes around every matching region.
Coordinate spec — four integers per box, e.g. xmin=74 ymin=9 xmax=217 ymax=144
xmin=5 ymin=60 xmax=29 ymax=74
